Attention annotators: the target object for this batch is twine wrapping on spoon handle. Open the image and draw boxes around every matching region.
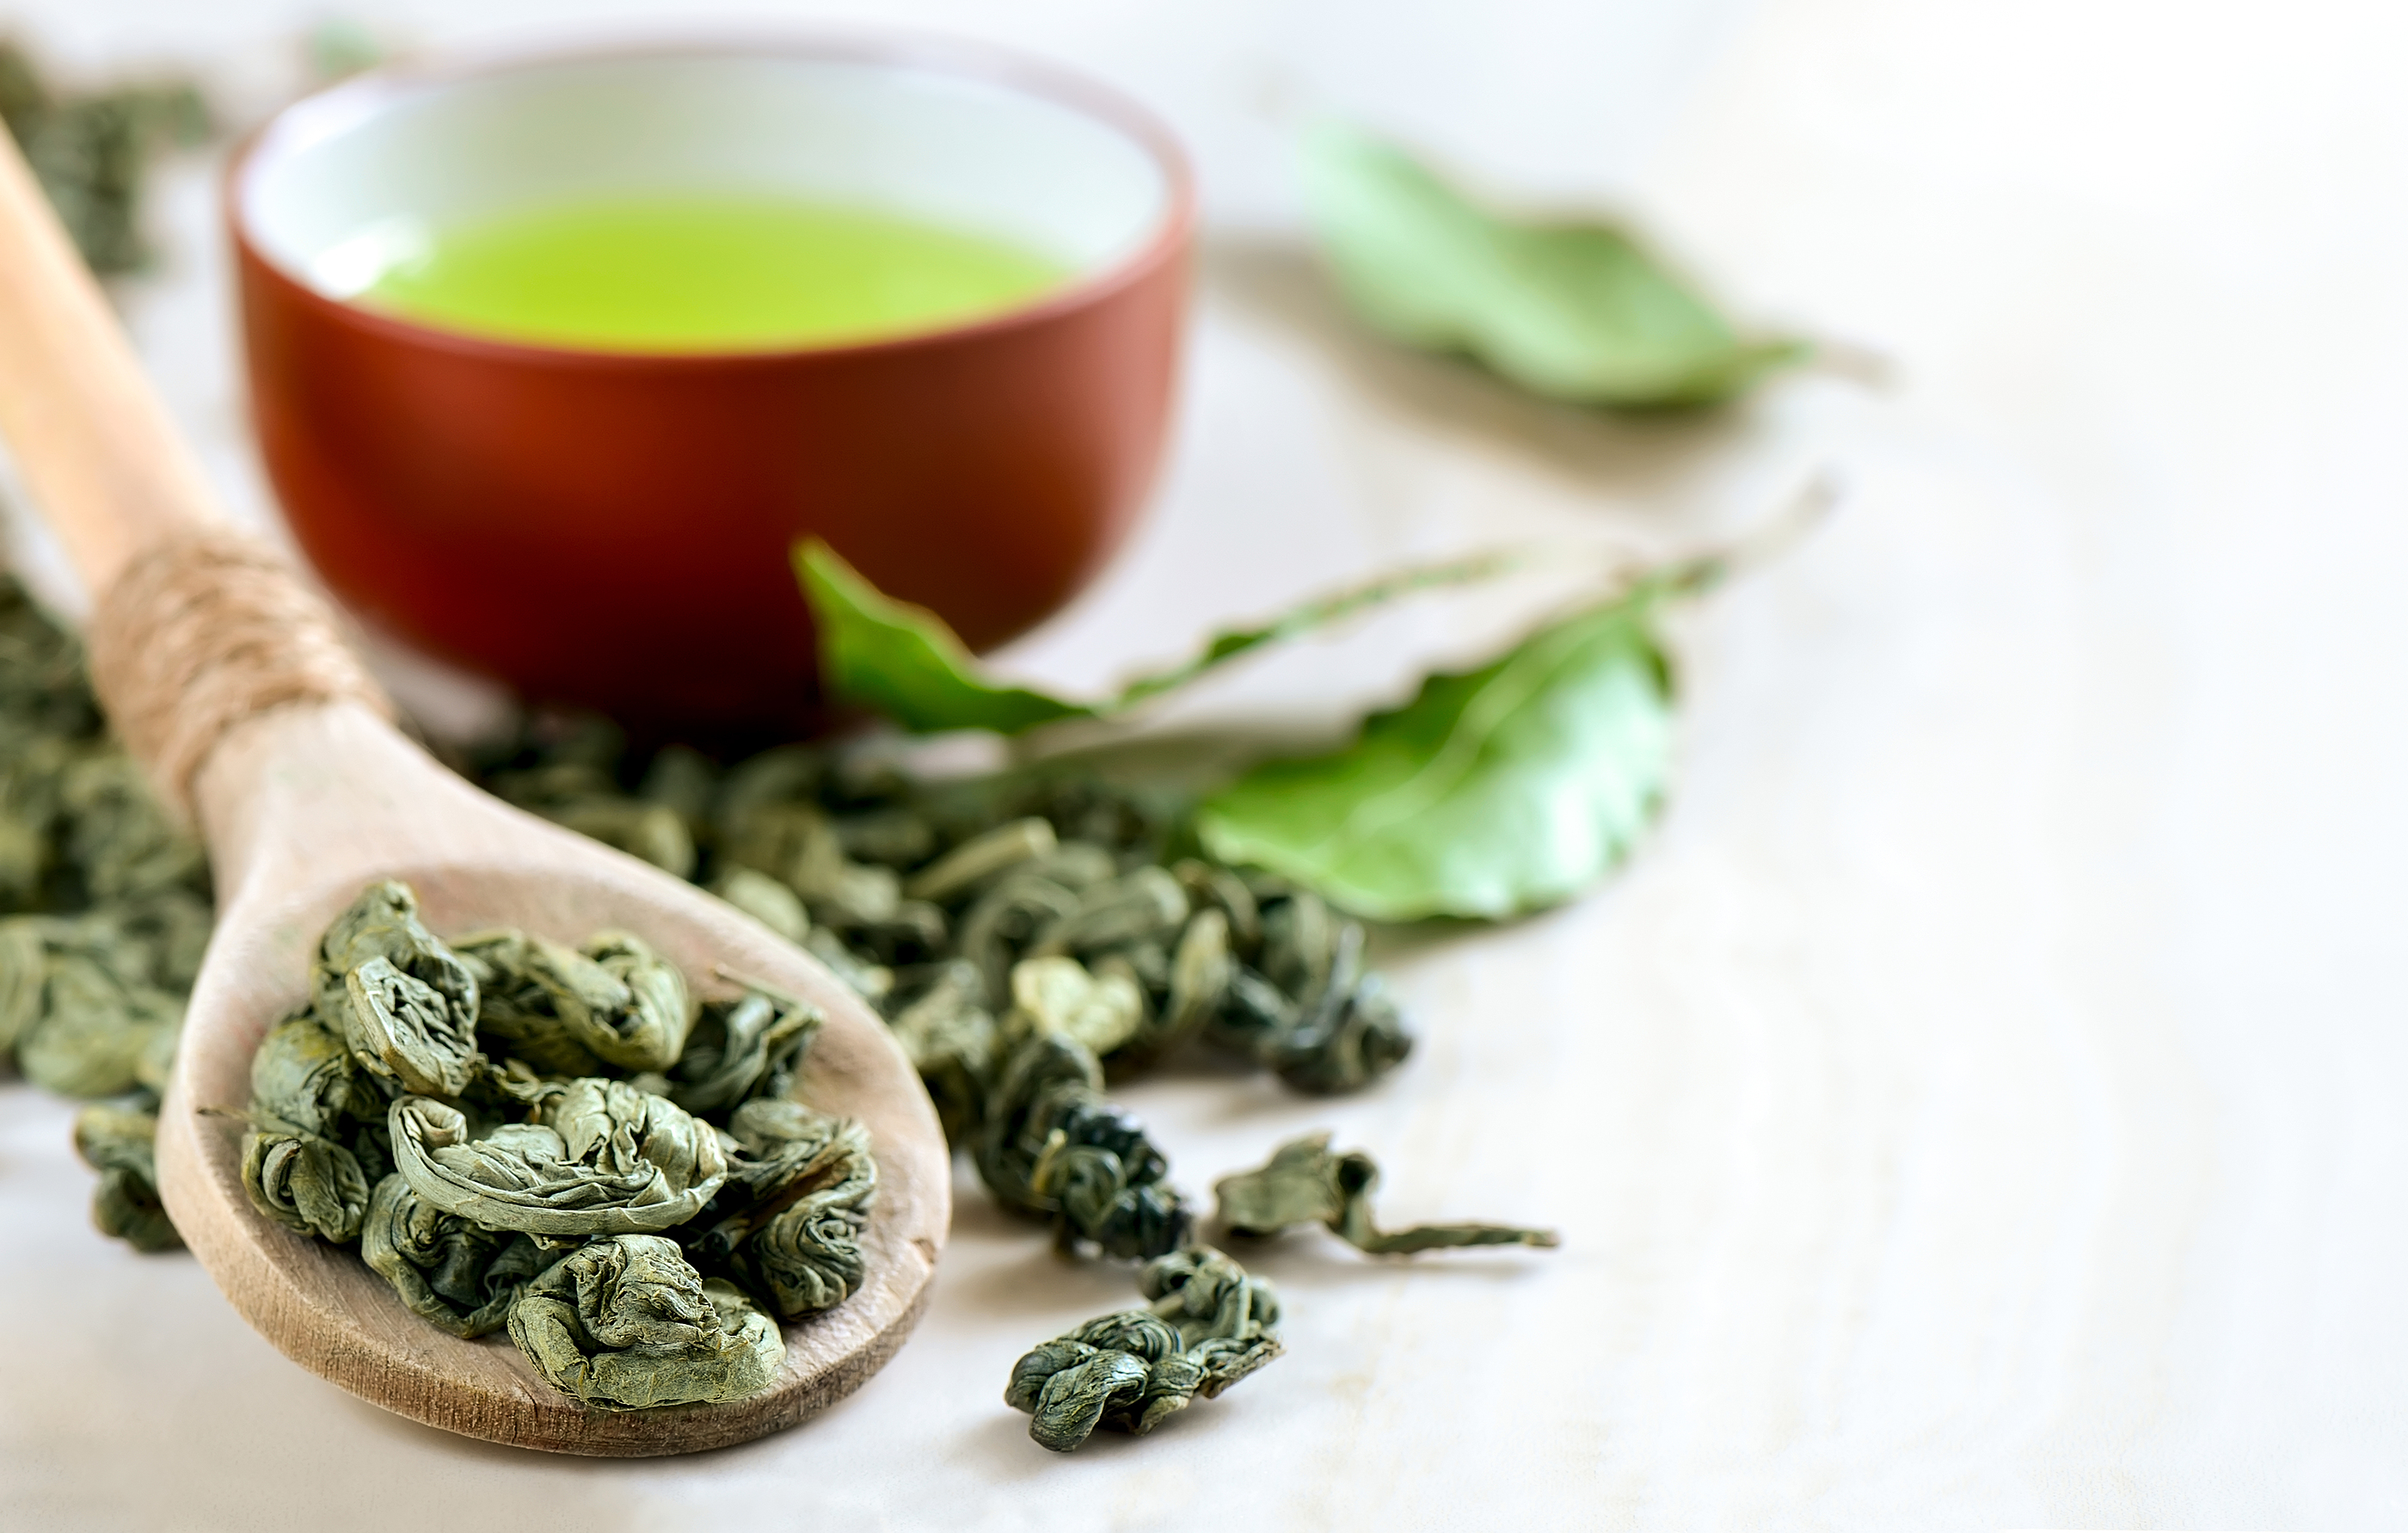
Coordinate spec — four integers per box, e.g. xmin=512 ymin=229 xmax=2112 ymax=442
xmin=86 ymin=526 xmax=393 ymax=820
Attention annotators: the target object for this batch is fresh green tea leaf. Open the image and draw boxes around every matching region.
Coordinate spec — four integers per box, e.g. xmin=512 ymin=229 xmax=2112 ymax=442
xmin=1299 ymin=121 xmax=1806 ymax=409
xmin=795 ymin=540 xmax=1093 ymax=735
xmin=1113 ymin=550 xmax=1519 ymax=706
xmin=798 ymin=538 xmax=1516 ymax=735
xmin=1195 ymin=591 xmax=1676 ymax=921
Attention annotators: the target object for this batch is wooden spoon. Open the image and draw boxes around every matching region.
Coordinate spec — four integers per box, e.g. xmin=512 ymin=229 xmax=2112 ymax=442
xmin=0 ymin=136 xmax=948 ymax=1454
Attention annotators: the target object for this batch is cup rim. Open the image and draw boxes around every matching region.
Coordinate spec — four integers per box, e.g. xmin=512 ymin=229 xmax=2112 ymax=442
xmin=225 ymin=28 xmax=1195 ymax=369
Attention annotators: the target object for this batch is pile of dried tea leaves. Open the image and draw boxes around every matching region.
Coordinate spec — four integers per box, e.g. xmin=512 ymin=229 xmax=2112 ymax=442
xmin=0 ymin=39 xmax=207 ymax=275
xmin=241 ymin=878 xmax=868 ymax=1410
xmin=474 ymin=718 xmax=1419 ymax=1261
xmin=0 ymin=573 xmax=209 ymax=1250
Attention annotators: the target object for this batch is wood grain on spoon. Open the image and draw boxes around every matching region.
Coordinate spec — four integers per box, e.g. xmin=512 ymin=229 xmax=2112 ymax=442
xmin=0 ymin=128 xmax=949 ymax=1455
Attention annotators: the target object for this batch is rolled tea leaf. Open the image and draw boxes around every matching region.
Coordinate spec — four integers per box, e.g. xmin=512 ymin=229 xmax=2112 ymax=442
xmin=1005 ymin=1245 xmax=1282 ymax=1451
xmin=314 ymin=882 xmax=482 ymax=1090
xmin=1299 ymin=120 xmax=1806 ymax=409
xmin=709 ymin=866 xmax=810 ymax=944
xmin=666 ymin=986 xmax=820 ymax=1117
xmin=506 ymin=1234 xmax=783 ymax=1410
xmin=242 ymin=1123 xmax=371 ymax=1244
xmin=455 ymin=927 xmax=624 ymax=1077
xmin=901 ymin=816 xmax=1056 ymax=902
xmin=1196 ymin=591 xmax=1675 ymax=920
xmin=456 ymin=927 xmax=694 ymax=1074
xmin=74 ymin=1100 xmax=179 ymax=1252
xmin=975 ymin=1031 xmax=1190 ymax=1260
xmin=709 ymin=1099 xmax=878 ymax=1318
xmin=390 ymin=1080 xmax=728 ymax=1237
xmin=16 ymin=946 xmax=182 ymax=1099
xmin=1195 ymin=894 xmax=1414 ymax=1093
xmin=1214 ymin=1131 xmax=1557 ymax=1255
xmin=1004 ymin=956 xmax=1147 ymax=1060
xmin=249 ymin=1005 xmax=388 ymax=1140
xmin=578 ymin=931 xmax=696 ymax=1071
xmin=882 ymin=961 xmax=996 ymax=1144
xmin=345 ymin=957 xmax=481 ymax=1098
xmin=359 ymin=1173 xmax=544 ymax=1338
xmin=1025 ymin=865 xmax=1189 ymax=961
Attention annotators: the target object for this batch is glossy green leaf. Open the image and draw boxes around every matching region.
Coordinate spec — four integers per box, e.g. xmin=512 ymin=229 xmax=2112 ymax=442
xmin=1195 ymin=592 xmax=1675 ymax=921
xmin=797 ymin=537 xmax=1514 ymax=736
xmin=795 ymin=539 xmax=1093 ymax=735
xmin=1299 ymin=121 xmax=1807 ymax=409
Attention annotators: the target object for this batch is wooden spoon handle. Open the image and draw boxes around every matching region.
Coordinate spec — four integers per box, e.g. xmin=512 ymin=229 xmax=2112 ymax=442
xmin=0 ymin=126 xmax=390 ymax=816
xmin=0 ymin=124 xmax=229 ymax=594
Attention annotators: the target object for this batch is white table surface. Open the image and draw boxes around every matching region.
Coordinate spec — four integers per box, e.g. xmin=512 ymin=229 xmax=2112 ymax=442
xmin=3 ymin=1 xmax=2405 ymax=1528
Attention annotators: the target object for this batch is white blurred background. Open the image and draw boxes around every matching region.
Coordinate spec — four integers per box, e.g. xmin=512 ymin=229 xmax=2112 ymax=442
xmin=6 ymin=3 xmax=2408 ymax=1530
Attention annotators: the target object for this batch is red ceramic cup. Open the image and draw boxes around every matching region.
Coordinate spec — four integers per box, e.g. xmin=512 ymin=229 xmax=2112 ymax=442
xmin=230 ymin=37 xmax=1191 ymax=730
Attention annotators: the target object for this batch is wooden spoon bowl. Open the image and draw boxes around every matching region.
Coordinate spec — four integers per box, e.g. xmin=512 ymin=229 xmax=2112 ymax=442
xmin=0 ymin=118 xmax=949 ymax=1454
xmin=167 ymin=704 xmax=948 ymax=1455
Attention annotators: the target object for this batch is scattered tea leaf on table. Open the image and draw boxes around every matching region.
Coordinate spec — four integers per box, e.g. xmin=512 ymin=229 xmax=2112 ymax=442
xmin=797 ymin=537 xmax=1517 ymax=736
xmin=1195 ymin=586 xmax=1677 ymax=921
xmin=1299 ymin=120 xmax=1807 ymax=409
xmin=1005 ymin=1245 xmax=1282 ymax=1452
xmin=1214 ymin=1131 xmax=1557 ymax=1255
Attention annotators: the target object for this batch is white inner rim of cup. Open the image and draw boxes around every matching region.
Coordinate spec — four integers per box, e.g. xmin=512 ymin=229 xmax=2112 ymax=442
xmin=238 ymin=48 xmax=1176 ymax=317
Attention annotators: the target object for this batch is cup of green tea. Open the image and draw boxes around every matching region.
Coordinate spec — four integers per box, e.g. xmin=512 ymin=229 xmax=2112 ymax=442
xmin=230 ymin=37 xmax=1190 ymax=729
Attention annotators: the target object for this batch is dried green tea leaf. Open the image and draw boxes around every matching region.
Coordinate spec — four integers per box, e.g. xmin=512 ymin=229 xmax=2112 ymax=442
xmin=0 ymin=40 xmax=208 ymax=275
xmin=16 ymin=945 xmax=182 ymax=1099
xmin=579 ymin=930 xmax=696 ymax=1071
xmin=456 ymin=927 xmax=694 ymax=1075
xmin=538 ymin=798 xmax=696 ymax=879
xmin=883 ymin=961 xmax=995 ymax=1144
xmin=315 ymin=881 xmax=482 ymax=1091
xmin=359 ymin=1173 xmax=543 ymax=1338
xmin=1005 ymin=1245 xmax=1281 ymax=1451
xmin=1194 ymin=890 xmax=1415 ymax=1093
xmin=709 ymin=866 xmax=810 ymax=945
xmin=901 ymin=816 xmax=1055 ymax=902
xmin=1004 ymin=956 xmax=1146 ymax=1060
xmin=242 ymin=1124 xmax=371 ymax=1244
xmin=249 ymin=1005 xmax=388 ymax=1140
xmin=666 ymin=986 xmax=819 ymax=1117
xmin=506 ymin=1234 xmax=782 ymax=1410
xmin=1215 ymin=1132 xmax=1557 ymax=1254
xmin=1299 ymin=121 xmax=1806 ymax=409
xmin=390 ymin=1080 xmax=728 ymax=1237
xmin=1196 ymin=594 xmax=1674 ymax=920
xmin=345 ymin=956 xmax=481 ymax=1098
xmin=74 ymin=1100 xmax=178 ymax=1252
xmin=976 ymin=1032 xmax=1190 ymax=1260
xmin=706 ymin=1099 xmax=878 ymax=1318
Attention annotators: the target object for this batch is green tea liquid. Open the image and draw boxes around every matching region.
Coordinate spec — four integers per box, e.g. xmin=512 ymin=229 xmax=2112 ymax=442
xmin=359 ymin=194 xmax=1067 ymax=352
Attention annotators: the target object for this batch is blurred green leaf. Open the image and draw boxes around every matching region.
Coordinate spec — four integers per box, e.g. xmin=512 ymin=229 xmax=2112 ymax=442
xmin=795 ymin=540 xmax=1093 ymax=736
xmin=1300 ymin=121 xmax=1805 ymax=409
